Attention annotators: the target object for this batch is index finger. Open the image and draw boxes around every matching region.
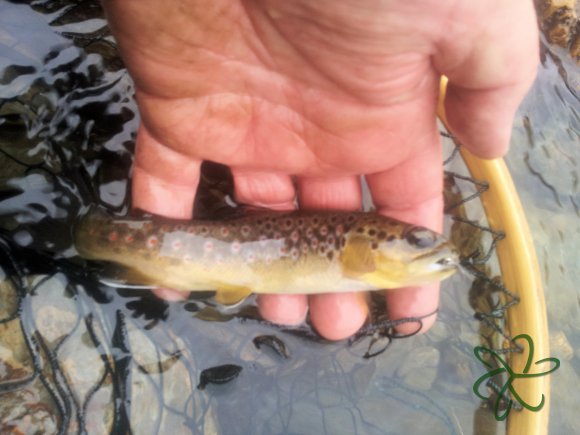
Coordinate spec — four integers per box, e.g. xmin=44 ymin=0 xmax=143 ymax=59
xmin=132 ymin=124 xmax=202 ymax=219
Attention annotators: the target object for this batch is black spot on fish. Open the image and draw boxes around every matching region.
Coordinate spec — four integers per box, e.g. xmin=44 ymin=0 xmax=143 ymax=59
xmin=377 ymin=231 xmax=386 ymax=240
xmin=357 ymin=227 xmax=364 ymax=234
xmin=368 ymin=229 xmax=376 ymax=236
xmin=387 ymin=235 xmax=396 ymax=242
xmin=371 ymin=242 xmax=378 ymax=250
xmin=253 ymin=335 xmax=289 ymax=358
xmin=327 ymin=251 xmax=334 ymax=261
xmin=197 ymin=364 xmax=242 ymax=390
xmin=265 ymin=223 xmax=272 ymax=231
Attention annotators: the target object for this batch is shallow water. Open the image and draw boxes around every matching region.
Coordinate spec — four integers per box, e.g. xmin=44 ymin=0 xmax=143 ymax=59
xmin=508 ymin=40 xmax=580 ymax=434
xmin=0 ymin=1 xmax=577 ymax=434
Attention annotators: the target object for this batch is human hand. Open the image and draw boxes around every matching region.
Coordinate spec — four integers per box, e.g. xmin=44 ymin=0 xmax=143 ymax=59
xmin=102 ymin=0 xmax=538 ymax=340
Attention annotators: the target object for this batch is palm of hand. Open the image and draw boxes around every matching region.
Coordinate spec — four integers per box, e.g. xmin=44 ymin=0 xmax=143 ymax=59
xmin=103 ymin=0 xmax=538 ymax=339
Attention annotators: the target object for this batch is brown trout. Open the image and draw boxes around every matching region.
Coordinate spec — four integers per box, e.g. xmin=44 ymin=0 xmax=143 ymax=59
xmin=74 ymin=208 xmax=458 ymax=304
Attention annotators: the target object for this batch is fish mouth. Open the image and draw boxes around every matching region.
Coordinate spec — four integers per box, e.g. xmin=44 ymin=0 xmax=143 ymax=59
xmin=434 ymin=253 xmax=460 ymax=270
xmin=407 ymin=248 xmax=459 ymax=281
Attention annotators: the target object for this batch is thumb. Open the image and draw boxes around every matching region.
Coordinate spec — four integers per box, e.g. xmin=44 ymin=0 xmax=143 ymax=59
xmin=435 ymin=2 xmax=539 ymax=159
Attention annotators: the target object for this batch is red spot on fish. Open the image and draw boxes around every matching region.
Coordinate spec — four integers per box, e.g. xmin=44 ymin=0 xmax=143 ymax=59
xmin=335 ymin=224 xmax=344 ymax=236
xmin=231 ymin=241 xmax=241 ymax=254
xmin=108 ymin=231 xmax=118 ymax=242
xmin=259 ymin=235 xmax=268 ymax=247
xmin=187 ymin=227 xmax=195 ymax=234
xmin=125 ymin=234 xmax=134 ymax=243
xmin=204 ymin=241 xmax=214 ymax=252
xmin=291 ymin=230 xmax=300 ymax=242
xmin=221 ymin=227 xmax=230 ymax=237
xmin=147 ymin=236 xmax=158 ymax=248
xmin=279 ymin=246 xmax=288 ymax=255
xmin=241 ymin=225 xmax=250 ymax=237
xmin=319 ymin=225 xmax=328 ymax=236
xmin=172 ymin=240 xmax=183 ymax=251
xmin=301 ymin=242 xmax=309 ymax=253
xmin=305 ymin=228 xmax=313 ymax=238
xmin=310 ymin=238 xmax=319 ymax=249
xmin=290 ymin=247 xmax=299 ymax=260
xmin=246 ymin=252 xmax=256 ymax=263
xmin=274 ymin=232 xmax=283 ymax=240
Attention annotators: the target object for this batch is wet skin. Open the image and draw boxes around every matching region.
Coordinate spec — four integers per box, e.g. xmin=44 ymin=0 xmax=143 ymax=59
xmin=101 ymin=0 xmax=539 ymax=339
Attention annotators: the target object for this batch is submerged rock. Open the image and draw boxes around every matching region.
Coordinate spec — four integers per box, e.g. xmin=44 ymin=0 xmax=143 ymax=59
xmin=396 ymin=346 xmax=440 ymax=391
xmin=537 ymin=0 xmax=580 ymax=62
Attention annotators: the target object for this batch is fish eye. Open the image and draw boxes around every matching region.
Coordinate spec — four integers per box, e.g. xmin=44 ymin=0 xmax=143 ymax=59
xmin=405 ymin=228 xmax=437 ymax=248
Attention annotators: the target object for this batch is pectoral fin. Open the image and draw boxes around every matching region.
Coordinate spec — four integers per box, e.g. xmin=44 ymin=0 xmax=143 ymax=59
xmin=340 ymin=236 xmax=376 ymax=278
xmin=359 ymin=254 xmax=407 ymax=289
xmin=214 ymin=285 xmax=253 ymax=306
xmin=358 ymin=271 xmax=400 ymax=289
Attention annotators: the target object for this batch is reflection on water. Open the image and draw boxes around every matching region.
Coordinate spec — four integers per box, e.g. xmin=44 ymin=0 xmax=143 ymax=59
xmin=0 ymin=1 xmax=578 ymax=434
xmin=508 ymin=36 xmax=580 ymax=434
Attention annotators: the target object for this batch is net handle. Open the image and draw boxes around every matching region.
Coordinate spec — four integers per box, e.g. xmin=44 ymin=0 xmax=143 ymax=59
xmin=438 ymin=77 xmax=550 ymax=435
